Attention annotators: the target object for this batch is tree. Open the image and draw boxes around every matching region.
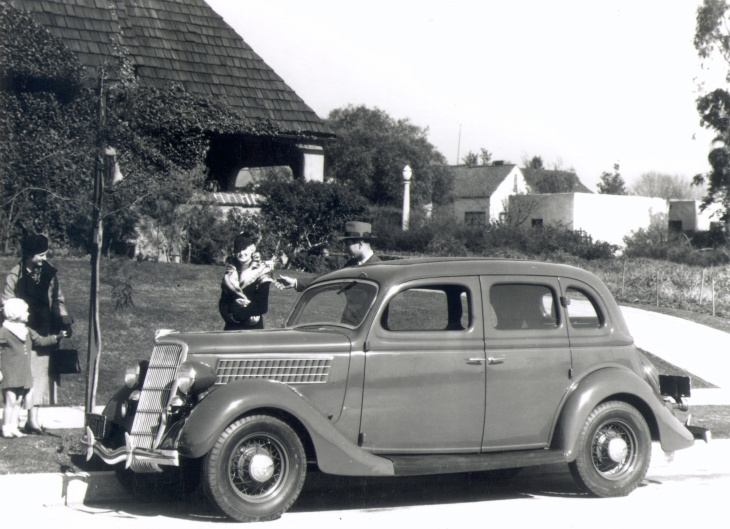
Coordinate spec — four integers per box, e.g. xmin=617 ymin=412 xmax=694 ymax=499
xmin=528 ymin=156 xmax=544 ymax=169
xmin=693 ymin=0 xmax=730 ymax=219
xmin=480 ymin=148 xmax=493 ymax=165
xmin=461 ymin=151 xmax=479 ymax=166
xmin=630 ymin=172 xmax=706 ymax=200
xmin=462 ymin=148 xmax=493 ymax=166
xmin=0 ymin=2 xmax=268 ymax=255
xmin=256 ymin=179 xmax=369 ymax=269
xmin=324 ymin=105 xmax=452 ymax=206
xmin=597 ymin=163 xmax=628 ymax=195
xmin=529 ymin=171 xmax=579 ymax=193
xmin=0 ymin=3 xmax=95 ymax=251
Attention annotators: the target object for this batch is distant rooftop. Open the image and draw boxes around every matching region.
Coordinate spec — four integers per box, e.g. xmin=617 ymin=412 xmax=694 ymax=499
xmin=451 ymin=164 xmax=518 ymax=197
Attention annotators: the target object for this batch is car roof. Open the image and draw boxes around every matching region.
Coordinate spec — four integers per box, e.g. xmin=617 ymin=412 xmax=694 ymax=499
xmin=316 ymin=257 xmax=601 ymax=286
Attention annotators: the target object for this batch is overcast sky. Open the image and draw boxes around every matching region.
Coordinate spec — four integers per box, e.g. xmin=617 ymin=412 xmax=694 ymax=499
xmin=205 ymin=0 xmax=725 ymax=191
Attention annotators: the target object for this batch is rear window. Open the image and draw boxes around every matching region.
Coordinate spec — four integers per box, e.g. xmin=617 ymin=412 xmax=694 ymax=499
xmin=565 ymin=287 xmax=604 ymax=329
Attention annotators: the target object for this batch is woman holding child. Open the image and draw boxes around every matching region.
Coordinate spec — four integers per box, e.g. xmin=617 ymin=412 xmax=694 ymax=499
xmin=218 ymin=234 xmax=275 ymax=330
xmin=3 ymin=234 xmax=73 ymax=435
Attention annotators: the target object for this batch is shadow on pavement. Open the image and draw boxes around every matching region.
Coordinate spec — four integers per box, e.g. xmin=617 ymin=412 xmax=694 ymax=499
xmin=82 ymin=464 xmax=589 ymax=522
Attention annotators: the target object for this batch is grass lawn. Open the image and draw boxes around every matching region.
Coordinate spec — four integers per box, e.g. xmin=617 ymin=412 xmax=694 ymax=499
xmin=0 ymin=257 xmax=726 ymax=475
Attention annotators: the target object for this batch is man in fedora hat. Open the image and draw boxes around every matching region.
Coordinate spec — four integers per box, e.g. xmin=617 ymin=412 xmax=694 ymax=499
xmin=278 ymin=221 xmax=380 ymax=291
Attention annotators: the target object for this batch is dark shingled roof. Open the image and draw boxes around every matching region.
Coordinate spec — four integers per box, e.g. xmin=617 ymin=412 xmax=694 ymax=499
xmin=451 ymin=164 xmax=517 ymax=198
xmin=11 ymin=0 xmax=333 ymax=137
xmin=521 ymin=168 xmax=594 ymax=194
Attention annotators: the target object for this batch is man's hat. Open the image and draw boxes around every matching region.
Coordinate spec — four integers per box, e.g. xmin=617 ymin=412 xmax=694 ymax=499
xmin=338 ymin=221 xmax=375 ymax=241
xmin=21 ymin=234 xmax=49 ymax=257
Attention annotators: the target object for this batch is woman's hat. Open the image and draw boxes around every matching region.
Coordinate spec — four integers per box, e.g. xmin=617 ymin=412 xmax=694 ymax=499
xmin=338 ymin=221 xmax=375 ymax=241
xmin=233 ymin=234 xmax=256 ymax=253
xmin=21 ymin=234 xmax=49 ymax=257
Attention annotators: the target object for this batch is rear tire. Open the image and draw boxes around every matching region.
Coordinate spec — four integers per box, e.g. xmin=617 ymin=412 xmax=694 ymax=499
xmin=203 ymin=415 xmax=307 ymax=522
xmin=569 ymin=401 xmax=651 ymax=497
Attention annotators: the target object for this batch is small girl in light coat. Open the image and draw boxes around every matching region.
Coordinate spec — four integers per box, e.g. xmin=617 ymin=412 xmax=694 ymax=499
xmin=0 ymin=298 xmax=65 ymax=438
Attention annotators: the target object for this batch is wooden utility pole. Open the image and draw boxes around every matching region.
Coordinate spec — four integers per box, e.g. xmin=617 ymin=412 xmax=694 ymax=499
xmin=86 ymin=70 xmax=106 ymax=414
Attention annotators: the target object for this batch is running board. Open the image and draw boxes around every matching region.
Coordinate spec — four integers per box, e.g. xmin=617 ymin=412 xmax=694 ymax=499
xmin=388 ymin=449 xmax=567 ymax=476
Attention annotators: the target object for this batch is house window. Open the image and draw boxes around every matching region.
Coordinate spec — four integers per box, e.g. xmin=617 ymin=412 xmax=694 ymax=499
xmin=668 ymin=220 xmax=683 ymax=233
xmin=465 ymin=212 xmax=486 ymax=226
xmin=532 ymin=218 xmax=544 ymax=229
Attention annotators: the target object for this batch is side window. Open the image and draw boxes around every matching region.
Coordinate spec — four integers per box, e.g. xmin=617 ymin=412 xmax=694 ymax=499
xmin=383 ymin=285 xmax=470 ymax=331
xmin=489 ymin=283 xmax=558 ymax=330
xmin=565 ymin=288 xmax=604 ymax=329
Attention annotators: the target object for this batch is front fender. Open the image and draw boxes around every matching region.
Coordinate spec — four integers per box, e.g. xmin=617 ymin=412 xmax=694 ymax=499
xmin=178 ymin=379 xmax=394 ymax=477
xmin=553 ymin=368 xmax=694 ymax=460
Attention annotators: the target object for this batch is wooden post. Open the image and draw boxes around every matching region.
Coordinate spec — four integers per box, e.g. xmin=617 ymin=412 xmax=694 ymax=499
xmin=712 ymin=276 xmax=716 ymax=317
xmin=86 ymin=71 xmax=105 ymax=415
xmin=621 ymin=260 xmax=626 ymax=298
xmin=656 ymin=270 xmax=660 ymax=307
xmin=700 ymin=269 xmax=705 ymax=304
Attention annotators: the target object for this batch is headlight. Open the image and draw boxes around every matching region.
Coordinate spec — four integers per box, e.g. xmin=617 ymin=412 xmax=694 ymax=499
xmin=176 ymin=362 xmax=197 ymax=394
xmin=125 ymin=363 xmax=141 ymax=388
xmin=175 ymin=361 xmax=216 ymax=395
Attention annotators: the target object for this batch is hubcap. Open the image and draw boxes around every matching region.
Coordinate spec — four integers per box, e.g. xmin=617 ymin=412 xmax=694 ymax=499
xmin=249 ymin=453 xmax=275 ymax=482
xmin=591 ymin=420 xmax=637 ymax=480
xmin=228 ymin=433 xmax=288 ymax=502
xmin=607 ymin=437 xmax=629 ymax=463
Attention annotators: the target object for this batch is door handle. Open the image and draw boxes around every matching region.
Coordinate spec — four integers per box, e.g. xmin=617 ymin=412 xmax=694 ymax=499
xmin=465 ymin=358 xmax=484 ymax=365
xmin=488 ymin=357 xmax=505 ymax=365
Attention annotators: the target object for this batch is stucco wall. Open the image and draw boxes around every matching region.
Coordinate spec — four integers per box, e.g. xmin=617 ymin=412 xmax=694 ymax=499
xmin=668 ymin=200 xmax=698 ymax=232
xmin=490 ymin=167 xmax=527 ymax=221
xmin=669 ymin=200 xmax=723 ymax=232
xmin=509 ymin=194 xmax=575 ymax=228
xmin=453 ymin=197 xmax=491 ymax=223
xmin=510 ymin=193 xmax=668 ymax=247
xmin=573 ymin=194 xmax=667 ymax=246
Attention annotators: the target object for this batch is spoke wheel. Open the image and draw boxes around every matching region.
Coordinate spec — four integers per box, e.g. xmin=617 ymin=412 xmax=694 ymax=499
xmin=569 ymin=401 xmax=651 ymax=497
xmin=204 ymin=415 xmax=306 ymax=522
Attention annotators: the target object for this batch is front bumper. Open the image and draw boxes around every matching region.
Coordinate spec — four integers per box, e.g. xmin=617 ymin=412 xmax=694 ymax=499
xmin=83 ymin=426 xmax=180 ymax=470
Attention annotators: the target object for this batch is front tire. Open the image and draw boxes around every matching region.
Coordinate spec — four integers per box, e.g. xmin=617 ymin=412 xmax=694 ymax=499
xmin=203 ymin=415 xmax=307 ymax=522
xmin=569 ymin=401 xmax=651 ymax=497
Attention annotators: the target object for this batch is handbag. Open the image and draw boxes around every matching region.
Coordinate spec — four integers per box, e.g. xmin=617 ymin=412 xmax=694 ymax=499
xmin=51 ymin=348 xmax=82 ymax=374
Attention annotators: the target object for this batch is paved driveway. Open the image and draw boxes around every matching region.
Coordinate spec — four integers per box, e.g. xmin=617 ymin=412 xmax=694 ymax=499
xmin=620 ymin=305 xmax=730 ymax=404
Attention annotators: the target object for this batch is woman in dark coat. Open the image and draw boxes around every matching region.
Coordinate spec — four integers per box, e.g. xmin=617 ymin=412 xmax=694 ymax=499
xmin=2 ymin=235 xmax=73 ymax=435
xmin=218 ymin=234 xmax=274 ymax=331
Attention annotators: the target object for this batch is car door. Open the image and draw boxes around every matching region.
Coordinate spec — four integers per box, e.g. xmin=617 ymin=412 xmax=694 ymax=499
xmin=480 ymin=275 xmax=573 ymax=451
xmin=359 ymin=277 xmax=486 ymax=454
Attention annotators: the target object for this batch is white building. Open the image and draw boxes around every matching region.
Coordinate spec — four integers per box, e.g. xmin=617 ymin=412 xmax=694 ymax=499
xmin=509 ymin=193 xmax=668 ymax=247
xmin=452 ymin=163 xmax=528 ymax=224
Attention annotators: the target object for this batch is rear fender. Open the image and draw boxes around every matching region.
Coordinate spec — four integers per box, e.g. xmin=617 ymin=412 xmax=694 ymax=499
xmin=553 ymin=368 xmax=694 ymax=460
xmin=178 ymin=379 xmax=394 ymax=477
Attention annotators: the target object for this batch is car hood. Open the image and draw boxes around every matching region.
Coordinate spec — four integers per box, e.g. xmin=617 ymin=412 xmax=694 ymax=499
xmin=155 ymin=327 xmax=352 ymax=357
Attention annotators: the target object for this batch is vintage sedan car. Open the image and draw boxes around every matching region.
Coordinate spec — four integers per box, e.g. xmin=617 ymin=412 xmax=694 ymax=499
xmin=84 ymin=258 xmax=708 ymax=522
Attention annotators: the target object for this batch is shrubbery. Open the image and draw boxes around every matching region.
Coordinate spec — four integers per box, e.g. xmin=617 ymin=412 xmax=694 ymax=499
xmin=623 ymin=224 xmax=730 ymax=267
xmin=370 ymin=205 xmax=617 ymax=261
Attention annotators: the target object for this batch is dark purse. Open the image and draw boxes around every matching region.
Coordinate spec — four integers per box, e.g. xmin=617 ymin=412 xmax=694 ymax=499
xmin=51 ymin=348 xmax=82 ymax=374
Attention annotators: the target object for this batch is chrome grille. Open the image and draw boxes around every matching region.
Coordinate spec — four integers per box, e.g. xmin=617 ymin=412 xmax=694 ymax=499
xmin=216 ymin=357 xmax=332 ymax=384
xmin=130 ymin=344 xmax=185 ymax=453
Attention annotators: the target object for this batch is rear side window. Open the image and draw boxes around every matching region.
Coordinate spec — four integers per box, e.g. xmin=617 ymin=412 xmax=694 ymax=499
xmin=383 ymin=285 xmax=470 ymax=331
xmin=565 ymin=288 xmax=603 ymax=329
xmin=489 ymin=284 xmax=558 ymax=330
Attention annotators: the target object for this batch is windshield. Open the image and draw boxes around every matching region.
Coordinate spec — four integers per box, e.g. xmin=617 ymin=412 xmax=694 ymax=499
xmin=286 ymin=280 xmax=379 ymax=328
